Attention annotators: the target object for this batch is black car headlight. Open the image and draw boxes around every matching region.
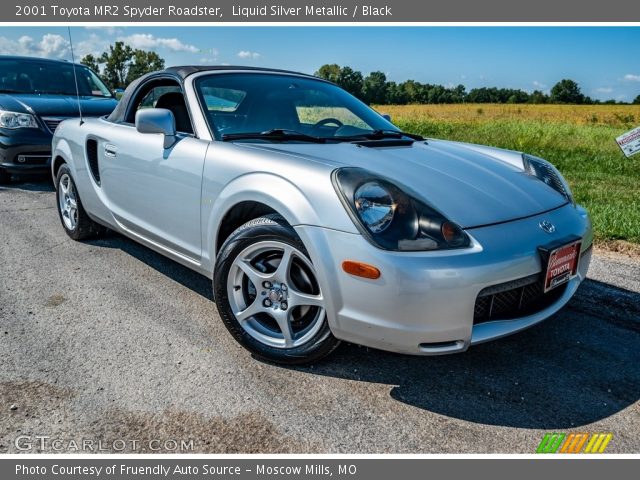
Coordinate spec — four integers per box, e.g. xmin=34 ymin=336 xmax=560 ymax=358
xmin=522 ymin=153 xmax=574 ymax=206
xmin=0 ymin=110 xmax=38 ymax=129
xmin=332 ymin=168 xmax=471 ymax=251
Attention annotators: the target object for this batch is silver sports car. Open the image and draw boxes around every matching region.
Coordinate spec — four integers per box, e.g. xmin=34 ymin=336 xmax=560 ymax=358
xmin=52 ymin=66 xmax=592 ymax=364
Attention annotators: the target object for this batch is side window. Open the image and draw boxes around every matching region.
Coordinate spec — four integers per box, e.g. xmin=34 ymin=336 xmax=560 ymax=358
xmin=130 ymin=82 xmax=194 ymax=135
xmin=136 ymin=85 xmax=182 ymax=111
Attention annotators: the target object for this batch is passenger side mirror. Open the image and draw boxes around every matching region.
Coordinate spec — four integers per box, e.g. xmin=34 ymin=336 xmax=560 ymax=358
xmin=135 ymin=108 xmax=177 ymax=149
xmin=381 ymin=113 xmax=392 ymax=122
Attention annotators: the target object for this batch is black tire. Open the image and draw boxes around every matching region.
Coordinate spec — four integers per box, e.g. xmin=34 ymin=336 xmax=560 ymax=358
xmin=0 ymin=168 xmax=10 ymax=185
xmin=214 ymin=214 xmax=340 ymax=364
xmin=55 ymin=164 xmax=106 ymax=241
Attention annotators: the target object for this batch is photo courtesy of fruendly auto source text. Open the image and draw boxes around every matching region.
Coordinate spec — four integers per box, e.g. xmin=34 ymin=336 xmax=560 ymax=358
xmin=0 ymin=0 xmax=638 ymax=478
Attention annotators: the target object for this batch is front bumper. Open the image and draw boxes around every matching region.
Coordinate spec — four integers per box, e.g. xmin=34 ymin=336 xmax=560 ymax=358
xmin=295 ymin=203 xmax=592 ymax=355
xmin=0 ymin=128 xmax=53 ymax=174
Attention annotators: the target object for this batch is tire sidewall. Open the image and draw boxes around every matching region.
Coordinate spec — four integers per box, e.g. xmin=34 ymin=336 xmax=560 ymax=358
xmin=55 ymin=164 xmax=82 ymax=240
xmin=214 ymin=218 xmax=338 ymax=364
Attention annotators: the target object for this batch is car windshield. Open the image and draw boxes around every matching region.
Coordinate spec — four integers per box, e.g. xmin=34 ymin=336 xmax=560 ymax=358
xmin=195 ymin=72 xmax=398 ymax=141
xmin=0 ymin=58 xmax=112 ymax=97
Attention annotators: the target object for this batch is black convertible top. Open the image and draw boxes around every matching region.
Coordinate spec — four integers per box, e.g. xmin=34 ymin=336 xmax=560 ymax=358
xmin=107 ymin=65 xmax=320 ymax=123
xmin=164 ymin=65 xmax=318 ymax=80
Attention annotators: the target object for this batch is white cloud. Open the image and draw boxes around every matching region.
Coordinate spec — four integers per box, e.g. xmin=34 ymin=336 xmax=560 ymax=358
xmin=594 ymin=87 xmax=613 ymax=94
xmin=118 ymin=33 xmax=198 ymax=53
xmin=84 ymin=26 xmax=122 ymax=36
xmin=75 ymin=33 xmax=109 ymax=58
xmin=237 ymin=50 xmax=260 ymax=59
xmin=623 ymin=74 xmax=640 ymax=82
xmin=0 ymin=34 xmax=70 ymax=59
xmin=532 ymin=80 xmax=547 ymax=89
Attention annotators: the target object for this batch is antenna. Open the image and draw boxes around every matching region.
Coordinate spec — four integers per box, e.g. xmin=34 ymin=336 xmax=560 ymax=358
xmin=67 ymin=26 xmax=83 ymax=125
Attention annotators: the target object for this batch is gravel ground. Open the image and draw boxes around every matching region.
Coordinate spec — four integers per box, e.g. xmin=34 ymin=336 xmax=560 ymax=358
xmin=1 ymin=178 xmax=638 ymax=454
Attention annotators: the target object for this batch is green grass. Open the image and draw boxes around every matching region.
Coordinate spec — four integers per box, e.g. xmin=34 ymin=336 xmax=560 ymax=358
xmin=390 ymin=113 xmax=640 ymax=244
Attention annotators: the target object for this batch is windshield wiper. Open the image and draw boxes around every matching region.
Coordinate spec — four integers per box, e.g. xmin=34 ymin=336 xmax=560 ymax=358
xmin=222 ymin=129 xmax=327 ymax=143
xmin=0 ymin=88 xmax=24 ymax=94
xmin=335 ymin=129 xmax=425 ymax=142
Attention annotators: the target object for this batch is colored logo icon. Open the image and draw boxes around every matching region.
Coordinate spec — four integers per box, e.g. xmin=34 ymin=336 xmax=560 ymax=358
xmin=536 ymin=433 xmax=612 ymax=453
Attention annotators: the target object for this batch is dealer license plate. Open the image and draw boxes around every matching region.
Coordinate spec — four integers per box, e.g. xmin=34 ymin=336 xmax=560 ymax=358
xmin=543 ymin=240 xmax=581 ymax=293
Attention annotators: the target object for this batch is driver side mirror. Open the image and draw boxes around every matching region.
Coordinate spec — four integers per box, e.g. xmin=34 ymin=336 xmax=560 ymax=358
xmin=381 ymin=113 xmax=392 ymax=122
xmin=135 ymin=108 xmax=177 ymax=149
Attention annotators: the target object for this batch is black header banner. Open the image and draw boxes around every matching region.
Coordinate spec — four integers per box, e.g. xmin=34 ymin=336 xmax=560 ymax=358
xmin=6 ymin=0 xmax=640 ymax=22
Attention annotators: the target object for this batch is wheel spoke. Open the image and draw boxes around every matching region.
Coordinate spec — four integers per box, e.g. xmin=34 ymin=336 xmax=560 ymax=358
xmin=288 ymin=289 xmax=324 ymax=308
xmin=274 ymin=311 xmax=294 ymax=348
xmin=235 ymin=298 xmax=262 ymax=322
xmin=60 ymin=181 xmax=68 ymax=196
xmin=236 ymin=258 xmax=270 ymax=287
xmin=274 ymin=245 xmax=294 ymax=281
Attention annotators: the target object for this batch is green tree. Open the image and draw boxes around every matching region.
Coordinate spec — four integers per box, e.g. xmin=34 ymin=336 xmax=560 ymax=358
xmin=126 ymin=50 xmax=165 ymax=85
xmin=336 ymin=66 xmax=363 ymax=98
xmin=529 ymin=90 xmax=549 ymax=104
xmin=315 ymin=64 xmax=341 ymax=84
xmin=633 ymin=94 xmax=640 ymax=105
xmin=362 ymin=71 xmax=388 ymax=104
xmin=99 ymin=41 xmax=134 ymax=90
xmin=550 ymin=79 xmax=584 ymax=104
xmin=80 ymin=54 xmax=100 ymax=73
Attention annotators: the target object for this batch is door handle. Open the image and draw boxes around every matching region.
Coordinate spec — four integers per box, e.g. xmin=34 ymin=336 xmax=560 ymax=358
xmin=104 ymin=144 xmax=117 ymax=157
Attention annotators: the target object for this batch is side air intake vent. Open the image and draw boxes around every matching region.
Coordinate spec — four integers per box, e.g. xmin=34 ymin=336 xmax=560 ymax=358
xmin=86 ymin=139 xmax=100 ymax=185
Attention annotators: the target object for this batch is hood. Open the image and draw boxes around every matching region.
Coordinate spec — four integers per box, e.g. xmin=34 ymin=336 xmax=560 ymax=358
xmin=0 ymin=93 xmax=118 ymax=118
xmin=240 ymin=139 xmax=568 ymax=229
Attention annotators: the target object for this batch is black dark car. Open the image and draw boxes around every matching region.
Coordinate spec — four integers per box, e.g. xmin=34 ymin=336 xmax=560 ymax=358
xmin=0 ymin=56 xmax=118 ymax=183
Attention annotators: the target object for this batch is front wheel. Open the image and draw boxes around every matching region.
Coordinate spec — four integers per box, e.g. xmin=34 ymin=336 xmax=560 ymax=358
xmin=55 ymin=164 xmax=106 ymax=240
xmin=214 ymin=215 xmax=340 ymax=364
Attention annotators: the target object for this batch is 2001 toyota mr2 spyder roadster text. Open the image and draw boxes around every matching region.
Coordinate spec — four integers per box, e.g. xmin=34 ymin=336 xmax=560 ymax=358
xmin=52 ymin=66 xmax=592 ymax=364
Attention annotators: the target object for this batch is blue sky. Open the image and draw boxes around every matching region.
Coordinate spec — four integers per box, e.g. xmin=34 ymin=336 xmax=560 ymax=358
xmin=1 ymin=26 xmax=639 ymax=101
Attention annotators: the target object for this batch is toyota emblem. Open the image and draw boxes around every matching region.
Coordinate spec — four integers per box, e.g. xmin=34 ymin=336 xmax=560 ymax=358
xmin=539 ymin=220 xmax=556 ymax=234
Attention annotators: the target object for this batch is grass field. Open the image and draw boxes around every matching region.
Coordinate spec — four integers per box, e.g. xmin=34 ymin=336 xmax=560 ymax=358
xmin=375 ymin=104 xmax=640 ymax=245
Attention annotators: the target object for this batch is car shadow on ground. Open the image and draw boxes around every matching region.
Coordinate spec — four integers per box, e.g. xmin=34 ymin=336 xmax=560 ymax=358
xmin=86 ymin=230 xmax=214 ymax=301
xmin=283 ymin=278 xmax=640 ymax=430
xmin=86 ymin=225 xmax=639 ymax=430
xmin=0 ymin=174 xmax=54 ymax=192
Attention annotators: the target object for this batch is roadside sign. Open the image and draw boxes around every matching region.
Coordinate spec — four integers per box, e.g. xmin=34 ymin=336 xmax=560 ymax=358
xmin=616 ymin=126 xmax=640 ymax=158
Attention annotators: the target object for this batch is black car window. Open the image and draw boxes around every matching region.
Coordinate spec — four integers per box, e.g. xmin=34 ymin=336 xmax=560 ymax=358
xmin=0 ymin=58 xmax=111 ymax=97
xmin=129 ymin=81 xmax=194 ymax=135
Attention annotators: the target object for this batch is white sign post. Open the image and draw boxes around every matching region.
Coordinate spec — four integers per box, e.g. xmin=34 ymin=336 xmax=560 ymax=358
xmin=616 ymin=126 xmax=640 ymax=158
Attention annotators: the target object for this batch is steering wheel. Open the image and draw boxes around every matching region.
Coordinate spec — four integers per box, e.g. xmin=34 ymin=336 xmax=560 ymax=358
xmin=313 ymin=118 xmax=344 ymax=129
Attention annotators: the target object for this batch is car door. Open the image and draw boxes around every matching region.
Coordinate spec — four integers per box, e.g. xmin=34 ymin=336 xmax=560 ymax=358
xmin=100 ymin=85 xmax=208 ymax=262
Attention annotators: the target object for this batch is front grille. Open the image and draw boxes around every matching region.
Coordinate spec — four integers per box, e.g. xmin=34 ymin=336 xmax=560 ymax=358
xmin=41 ymin=117 xmax=68 ymax=133
xmin=474 ymin=273 xmax=567 ymax=324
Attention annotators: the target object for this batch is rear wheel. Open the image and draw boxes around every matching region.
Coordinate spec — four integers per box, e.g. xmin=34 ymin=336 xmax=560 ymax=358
xmin=214 ymin=215 xmax=340 ymax=364
xmin=55 ymin=164 xmax=106 ymax=240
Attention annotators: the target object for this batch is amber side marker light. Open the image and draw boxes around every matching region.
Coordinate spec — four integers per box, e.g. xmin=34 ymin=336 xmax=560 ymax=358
xmin=342 ymin=260 xmax=381 ymax=280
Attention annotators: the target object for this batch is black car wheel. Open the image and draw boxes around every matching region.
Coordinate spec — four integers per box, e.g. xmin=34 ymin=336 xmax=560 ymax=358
xmin=214 ymin=214 xmax=340 ymax=364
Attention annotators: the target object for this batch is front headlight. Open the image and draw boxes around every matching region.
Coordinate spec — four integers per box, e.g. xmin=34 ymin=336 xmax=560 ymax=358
xmin=522 ymin=153 xmax=574 ymax=206
xmin=333 ymin=167 xmax=471 ymax=251
xmin=0 ymin=110 xmax=38 ymax=129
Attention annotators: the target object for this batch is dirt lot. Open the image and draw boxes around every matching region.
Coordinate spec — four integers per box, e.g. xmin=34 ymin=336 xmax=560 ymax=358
xmin=1 ymin=178 xmax=639 ymax=453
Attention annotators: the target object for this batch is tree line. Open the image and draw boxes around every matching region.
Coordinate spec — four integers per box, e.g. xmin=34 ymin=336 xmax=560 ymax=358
xmin=81 ymin=41 xmax=165 ymax=90
xmin=315 ymin=64 xmax=640 ymax=105
xmin=80 ymin=46 xmax=640 ymax=105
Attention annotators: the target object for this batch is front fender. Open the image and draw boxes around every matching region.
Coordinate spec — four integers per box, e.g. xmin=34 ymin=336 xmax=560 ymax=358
xmin=202 ymin=171 xmax=356 ymax=274
xmin=51 ymin=136 xmax=75 ymax=183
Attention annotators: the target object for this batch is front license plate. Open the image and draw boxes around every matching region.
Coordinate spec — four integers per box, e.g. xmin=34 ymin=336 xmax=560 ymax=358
xmin=543 ymin=241 xmax=581 ymax=292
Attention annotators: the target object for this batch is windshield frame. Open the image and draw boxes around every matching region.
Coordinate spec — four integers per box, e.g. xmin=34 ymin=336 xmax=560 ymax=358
xmin=192 ymin=70 xmax=398 ymax=142
xmin=0 ymin=58 xmax=113 ymax=98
